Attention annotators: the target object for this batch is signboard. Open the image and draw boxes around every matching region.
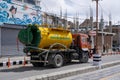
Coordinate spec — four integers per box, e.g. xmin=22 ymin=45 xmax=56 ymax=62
xmin=89 ymin=31 xmax=96 ymax=36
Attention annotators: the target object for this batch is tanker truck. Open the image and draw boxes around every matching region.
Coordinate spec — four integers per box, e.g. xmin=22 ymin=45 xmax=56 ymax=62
xmin=18 ymin=24 xmax=91 ymax=68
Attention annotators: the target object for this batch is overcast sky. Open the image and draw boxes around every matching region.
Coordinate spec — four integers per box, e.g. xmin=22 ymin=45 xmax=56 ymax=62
xmin=40 ymin=0 xmax=120 ymax=24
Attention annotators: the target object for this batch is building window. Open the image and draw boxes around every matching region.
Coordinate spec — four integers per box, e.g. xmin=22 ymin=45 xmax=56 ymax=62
xmin=24 ymin=0 xmax=35 ymax=5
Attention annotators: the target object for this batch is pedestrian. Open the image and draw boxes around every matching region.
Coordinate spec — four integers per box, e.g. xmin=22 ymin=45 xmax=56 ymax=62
xmin=93 ymin=45 xmax=97 ymax=54
xmin=103 ymin=45 xmax=105 ymax=52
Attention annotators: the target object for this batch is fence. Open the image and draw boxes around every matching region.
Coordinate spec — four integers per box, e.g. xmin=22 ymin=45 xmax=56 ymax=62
xmin=0 ymin=23 xmax=25 ymax=57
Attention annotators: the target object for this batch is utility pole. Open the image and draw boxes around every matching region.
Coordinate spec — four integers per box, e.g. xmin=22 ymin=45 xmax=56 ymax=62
xmin=90 ymin=6 xmax=93 ymax=30
xmin=109 ymin=13 xmax=112 ymax=32
xmin=92 ymin=0 xmax=100 ymax=53
xmin=60 ymin=7 xmax=62 ymax=19
xmin=59 ymin=7 xmax=62 ymax=26
xmin=76 ymin=12 xmax=79 ymax=33
xmin=73 ymin=16 xmax=76 ymax=33
xmin=109 ymin=13 xmax=113 ymax=51
xmin=64 ymin=9 xmax=67 ymax=29
xmin=100 ymin=11 xmax=104 ymax=53
xmin=90 ymin=6 xmax=94 ymax=49
xmin=92 ymin=0 xmax=102 ymax=68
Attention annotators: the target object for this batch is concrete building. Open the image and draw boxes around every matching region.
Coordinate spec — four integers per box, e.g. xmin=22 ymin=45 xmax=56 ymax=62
xmin=105 ymin=25 xmax=120 ymax=51
xmin=112 ymin=25 xmax=120 ymax=49
xmin=79 ymin=18 xmax=115 ymax=53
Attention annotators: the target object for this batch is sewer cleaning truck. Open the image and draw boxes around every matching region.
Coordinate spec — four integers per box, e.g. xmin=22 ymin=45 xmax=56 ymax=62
xmin=18 ymin=24 xmax=91 ymax=68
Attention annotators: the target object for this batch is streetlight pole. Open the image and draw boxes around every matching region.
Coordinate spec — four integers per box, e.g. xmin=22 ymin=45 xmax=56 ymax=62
xmin=92 ymin=0 xmax=100 ymax=54
xmin=92 ymin=0 xmax=102 ymax=68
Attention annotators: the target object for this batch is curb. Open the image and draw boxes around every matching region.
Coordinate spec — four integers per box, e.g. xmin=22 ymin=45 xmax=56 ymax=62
xmin=18 ymin=60 xmax=120 ymax=80
xmin=0 ymin=60 xmax=30 ymax=67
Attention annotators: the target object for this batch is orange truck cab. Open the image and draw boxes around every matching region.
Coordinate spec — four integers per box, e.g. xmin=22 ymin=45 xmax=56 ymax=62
xmin=72 ymin=33 xmax=90 ymax=51
xmin=72 ymin=33 xmax=91 ymax=53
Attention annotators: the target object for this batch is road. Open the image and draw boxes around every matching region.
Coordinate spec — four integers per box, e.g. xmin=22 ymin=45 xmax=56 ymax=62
xmin=59 ymin=64 xmax=120 ymax=80
xmin=0 ymin=55 xmax=120 ymax=80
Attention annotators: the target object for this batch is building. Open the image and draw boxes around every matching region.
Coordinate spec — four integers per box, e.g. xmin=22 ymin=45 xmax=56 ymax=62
xmin=0 ymin=0 xmax=41 ymax=25
xmin=0 ymin=0 xmax=41 ymax=56
xmin=112 ymin=25 xmax=120 ymax=49
xmin=105 ymin=25 xmax=120 ymax=51
xmin=79 ymin=18 xmax=115 ymax=53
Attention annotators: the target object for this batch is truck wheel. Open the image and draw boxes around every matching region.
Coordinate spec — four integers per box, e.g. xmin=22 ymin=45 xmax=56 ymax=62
xmin=53 ymin=54 xmax=64 ymax=68
xmin=31 ymin=62 xmax=44 ymax=67
xmin=79 ymin=52 xmax=89 ymax=63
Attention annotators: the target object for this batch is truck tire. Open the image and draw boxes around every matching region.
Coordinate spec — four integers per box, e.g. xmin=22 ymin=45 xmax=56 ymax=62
xmin=79 ymin=52 xmax=89 ymax=63
xmin=53 ymin=54 xmax=64 ymax=68
xmin=31 ymin=62 xmax=44 ymax=67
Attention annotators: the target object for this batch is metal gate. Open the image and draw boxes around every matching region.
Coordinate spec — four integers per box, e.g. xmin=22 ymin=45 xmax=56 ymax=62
xmin=0 ymin=24 xmax=25 ymax=57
